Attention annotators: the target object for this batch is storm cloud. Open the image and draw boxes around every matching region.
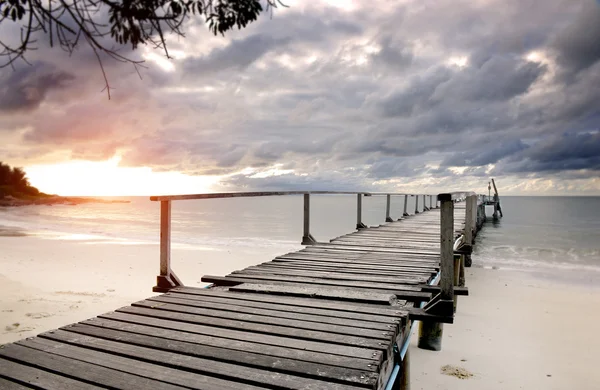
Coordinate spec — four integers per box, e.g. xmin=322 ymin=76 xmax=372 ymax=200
xmin=1 ymin=0 xmax=600 ymax=195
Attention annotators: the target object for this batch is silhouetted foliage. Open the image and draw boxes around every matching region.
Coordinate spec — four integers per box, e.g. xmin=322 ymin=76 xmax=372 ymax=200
xmin=0 ymin=161 xmax=40 ymax=198
xmin=0 ymin=0 xmax=286 ymax=98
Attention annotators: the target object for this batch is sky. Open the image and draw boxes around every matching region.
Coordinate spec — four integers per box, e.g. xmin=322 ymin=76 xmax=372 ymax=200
xmin=1 ymin=0 xmax=599 ymax=196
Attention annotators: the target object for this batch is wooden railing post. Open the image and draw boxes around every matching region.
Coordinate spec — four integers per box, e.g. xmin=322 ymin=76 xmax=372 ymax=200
xmin=464 ymin=195 xmax=476 ymax=247
xmin=439 ymin=198 xmax=455 ymax=305
xmin=423 ymin=195 xmax=428 ymax=211
xmin=415 ymin=195 xmax=420 ymax=214
xmin=356 ymin=194 xmax=367 ymax=229
xmin=302 ymin=193 xmax=317 ymax=245
xmin=153 ymin=200 xmax=183 ymax=292
xmin=403 ymin=194 xmax=409 ymax=216
xmin=385 ymin=194 xmax=394 ymax=222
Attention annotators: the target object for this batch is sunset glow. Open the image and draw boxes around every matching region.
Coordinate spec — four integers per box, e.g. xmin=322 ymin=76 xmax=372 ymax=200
xmin=26 ymin=157 xmax=220 ymax=196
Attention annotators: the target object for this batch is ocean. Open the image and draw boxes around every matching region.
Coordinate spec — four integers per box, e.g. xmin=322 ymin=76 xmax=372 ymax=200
xmin=1 ymin=195 xmax=599 ymax=284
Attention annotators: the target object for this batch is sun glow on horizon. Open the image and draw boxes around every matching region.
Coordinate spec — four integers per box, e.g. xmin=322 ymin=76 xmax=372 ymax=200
xmin=26 ymin=157 xmax=220 ymax=196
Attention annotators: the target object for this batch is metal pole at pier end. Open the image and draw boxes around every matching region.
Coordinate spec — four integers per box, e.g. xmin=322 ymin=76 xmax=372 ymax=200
xmin=302 ymin=194 xmax=317 ymax=245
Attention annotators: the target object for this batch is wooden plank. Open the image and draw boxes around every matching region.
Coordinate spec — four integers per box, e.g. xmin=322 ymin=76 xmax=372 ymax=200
xmin=285 ymin=256 xmax=439 ymax=266
xmin=72 ymin=326 xmax=381 ymax=389
xmin=146 ymin=295 xmax=395 ymax=331
xmin=228 ymin=283 xmax=431 ymax=304
xmin=275 ymin=256 xmax=439 ymax=268
xmin=0 ymin=377 xmax=32 ymax=390
xmin=332 ymin=238 xmax=440 ymax=248
xmin=202 ymin=275 xmax=428 ymax=292
xmin=42 ymin=330 xmax=368 ymax=390
xmin=314 ymin=244 xmax=439 ymax=255
xmin=116 ymin=305 xmax=391 ymax=351
xmin=226 ymin=270 xmax=428 ymax=286
xmin=17 ymin=337 xmax=263 ymax=390
xmin=79 ymin=317 xmax=381 ymax=372
xmin=232 ymin=268 xmax=434 ymax=285
xmin=0 ymin=356 xmax=101 ymax=390
xmin=308 ymin=244 xmax=439 ymax=255
xmin=171 ymin=287 xmax=406 ymax=317
xmin=245 ymin=264 xmax=437 ymax=277
xmin=131 ymin=299 xmax=393 ymax=340
xmin=164 ymin=291 xmax=400 ymax=324
xmin=99 ymin=311 xmax=383 ymax=361
xmin=0 ymin=343 xmax=186 ymax=390
xmin=255 ymin=261 xmax=437 ymax=274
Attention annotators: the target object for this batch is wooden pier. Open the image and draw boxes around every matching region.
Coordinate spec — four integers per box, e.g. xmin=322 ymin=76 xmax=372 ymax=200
xmin=0 ymin=189 xmax=498 ymax=389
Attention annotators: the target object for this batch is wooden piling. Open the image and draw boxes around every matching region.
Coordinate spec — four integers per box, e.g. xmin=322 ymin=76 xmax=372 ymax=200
xmin=403 ymin=194 xmax=409 ymax=217
xmin=418 ymin=321 xmax=443 ymax=351
xmin=400 ymin=349 xmax=410 ymax=390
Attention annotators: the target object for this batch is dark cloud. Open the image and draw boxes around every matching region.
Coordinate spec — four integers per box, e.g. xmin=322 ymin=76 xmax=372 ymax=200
xmin=183 ymin=34 xmax=291 ymax=74
xmin=493 ymin=132 xmax=600 ymax=174
xmin=0 ymin=63 xmax=74 ymax=113
xmin=434 ymin=56 xmax=546 ymax=102
xmin=1 ymin=0 xmax=599 ymax=194
xmin=441 ymin=140 xmax=529 ymax=167
xmin=551 ymin=1 xmax=600 ymax=79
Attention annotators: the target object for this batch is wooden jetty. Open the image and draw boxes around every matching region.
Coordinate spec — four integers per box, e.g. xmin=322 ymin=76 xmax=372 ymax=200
xmin=0 ymin=188 xmax=500 ymax=389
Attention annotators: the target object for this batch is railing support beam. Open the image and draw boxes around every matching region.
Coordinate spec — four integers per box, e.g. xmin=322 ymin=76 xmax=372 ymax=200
xmin=153 ymin=200 xmax=183 ymax=293
xmin=302 ymin=194 xmax=317 ymax=245
xmin=356 ymin=194 xmax=367 ymax=229
xmin=415 ymin=195 xmax=420 ymax=214
xmin=385 ymin=194 xmax=394 ymax=222
xmin=403 ymin=195 xmax=409 ymax=217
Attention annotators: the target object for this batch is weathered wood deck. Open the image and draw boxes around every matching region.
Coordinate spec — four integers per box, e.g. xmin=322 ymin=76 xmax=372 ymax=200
xmin=0 ymin=193 xmax=485 ymax=389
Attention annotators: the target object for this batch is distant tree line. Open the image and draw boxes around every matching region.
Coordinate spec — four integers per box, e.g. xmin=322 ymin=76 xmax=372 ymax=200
xmin=0 ymin=162 xmax=43 ymax=198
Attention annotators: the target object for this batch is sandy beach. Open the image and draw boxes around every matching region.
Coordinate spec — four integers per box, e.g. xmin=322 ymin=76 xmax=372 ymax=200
xmin=1 ymin=229 xmax=599 ymax=389
xmin=410 ymin=267 xmax=600 ymax=389
xmin=0 ymin=231 xmax=300 ymax=344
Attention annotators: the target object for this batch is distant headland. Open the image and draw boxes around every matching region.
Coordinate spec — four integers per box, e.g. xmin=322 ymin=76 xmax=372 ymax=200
xmin=0 ymin=162 xmax=129 ymax=207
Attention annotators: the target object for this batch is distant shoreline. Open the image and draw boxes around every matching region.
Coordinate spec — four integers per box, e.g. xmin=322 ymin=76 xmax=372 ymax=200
xmin=0 ymin=196 xmax=130 ymax=207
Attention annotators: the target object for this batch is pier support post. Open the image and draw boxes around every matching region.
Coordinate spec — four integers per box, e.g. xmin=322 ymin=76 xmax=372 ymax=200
xmin=302 ymin=194 xmax=317 ymax=245
xmin=400 ymin=349 xmax=410 ymax=390
xmin=418 ymin=321 xmax=443 ymax=351
xmin=356 ymin=194 xmax=367 ymax=229
xmin=453 ymin=254 xmax=462 ymax=312
xmin=418 ymin=196 xmax=455 ymax=351
xmin=423 ymin=195 xmax=429 ymax=211
xmin=403 ymin=195 xmax=409 ymax=217
xmin=385 ymin=194 xmax=394 ymax=222
xmin=414 ymin=195 xmax=419 ymax=214
xmin=153 ymin=200 xmax=183 ymax=293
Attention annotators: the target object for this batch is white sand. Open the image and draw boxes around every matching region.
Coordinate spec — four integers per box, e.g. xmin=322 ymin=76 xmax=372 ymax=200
xmin=0 ymin=233 xmax=300 ymax=344
xmin=410 ymin=267 xmax=600 ymax=389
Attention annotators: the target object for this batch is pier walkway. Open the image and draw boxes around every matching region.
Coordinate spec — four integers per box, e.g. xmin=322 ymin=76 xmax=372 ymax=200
xmin=0 ymin=191 xmax=494 ymax=389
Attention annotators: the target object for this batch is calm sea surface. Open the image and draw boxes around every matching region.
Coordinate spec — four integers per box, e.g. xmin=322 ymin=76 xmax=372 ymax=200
xmin=1 ymin=195 xmax=599 ymax=283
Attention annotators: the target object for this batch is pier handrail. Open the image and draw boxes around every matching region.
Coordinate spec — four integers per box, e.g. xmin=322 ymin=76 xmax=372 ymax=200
xmin=149 ymin=190 xmax=439 ymax=292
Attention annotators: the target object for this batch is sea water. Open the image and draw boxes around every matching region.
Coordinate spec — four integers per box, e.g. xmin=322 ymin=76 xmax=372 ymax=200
xmin=1 ymin=195 xmax=599 ymax=284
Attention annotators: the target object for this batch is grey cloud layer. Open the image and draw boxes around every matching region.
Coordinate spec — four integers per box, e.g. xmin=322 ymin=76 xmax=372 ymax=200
xmin=1 ymin=0 xmax=599 ymax=193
